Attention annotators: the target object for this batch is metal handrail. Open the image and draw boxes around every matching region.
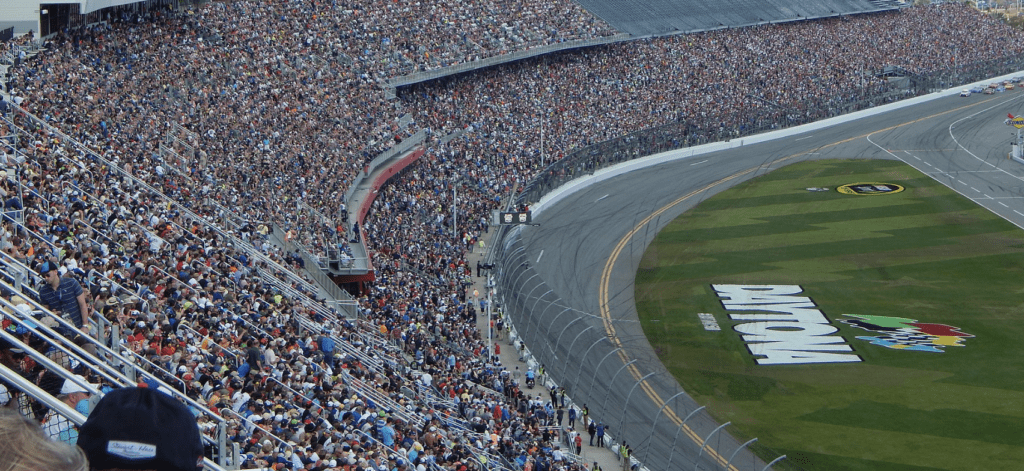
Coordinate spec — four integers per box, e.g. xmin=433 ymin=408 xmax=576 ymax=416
xmin=8 ymin=107 xmax=333 ymax=310
xmin=220 ymin=408 xmax=294 ymax=454
xmin=266 ymin=376 xmax=325 ymax=413
xmin=339 ymin=370 xmax=423 ymax=427
xmin=0 ymin=278 xmax=228 ymax=426
xmin=71 ymin=218 xmax=128 ymax=254
xmin=127 ymin=220 xmax=170 ymax=252
xmin=232 ymin=311 xmax=274 ymax=340
xmin=177 ymin=323 xmax=241 ymax=365
xmin=0 ymin=304 xmax=237 ymax=462
xmin=0 ymin=363 xmax=230 ymax=471
xmin=8 ymin=216 xmax=60 ymax=252
xmin=60 ymin=181 xmax=111 ymax=218
xmin=82 ymin=268 xmax=141 ymax=309
xmin=0 ymin=244 xmax=41 ymax=289
xmin=0 ymin=326 xmax=108 ymax=395
xmin=146 ymin=263 xmax=202 ymax=298
xmin=119 ymin=347 xmax=188 ymax=392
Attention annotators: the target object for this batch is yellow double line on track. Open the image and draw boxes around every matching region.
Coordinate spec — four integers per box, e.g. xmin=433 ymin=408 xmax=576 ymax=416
xmin=595 ymin=98 xmax=988 ymax=470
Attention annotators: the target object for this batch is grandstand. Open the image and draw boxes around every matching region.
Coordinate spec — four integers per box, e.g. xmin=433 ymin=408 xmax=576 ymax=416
xmin=1 ymin=0 xmax=1023 ymax=470
xmin=576 ymin=0 xmax=908 ymax=36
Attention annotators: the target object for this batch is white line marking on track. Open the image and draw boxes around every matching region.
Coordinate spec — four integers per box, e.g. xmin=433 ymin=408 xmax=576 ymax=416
xmin=924 ymin=161 xmax=933 ymax=167
xmin=690 ymin=160 xmax=709 ymax=166
xmin=595 ymin=194 xmax=609 ymax=202
xmin=795 ymin=135 xmax=814 ymax=141
xmin=999 ymin=202 xmax=1010 ymax=207
xmin=956 ymin=180 xmax=967 ymax=185
xmin=536 ymin=250 xmax=544 ymax=263
xmin=1015 ymin=210 xmax=1024 ymax=216
xmin=866 ymin=94 xmax=1024 ymax=232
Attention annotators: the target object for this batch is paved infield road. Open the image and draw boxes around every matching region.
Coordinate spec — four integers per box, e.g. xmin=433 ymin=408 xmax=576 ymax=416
xmin=508 ymin=90 xmax=1024 ymax=471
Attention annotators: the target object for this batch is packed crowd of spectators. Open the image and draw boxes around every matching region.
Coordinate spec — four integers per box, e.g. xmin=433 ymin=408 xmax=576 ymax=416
xmin=2 ymin=1 xmax=1024 ymax=470
xmin=0 ymin=110 xmax=575 ymax=471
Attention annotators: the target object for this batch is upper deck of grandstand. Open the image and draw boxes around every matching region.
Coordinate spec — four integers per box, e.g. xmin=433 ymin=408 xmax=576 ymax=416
xmin=577 ymin=0 xmax=908 ymax=36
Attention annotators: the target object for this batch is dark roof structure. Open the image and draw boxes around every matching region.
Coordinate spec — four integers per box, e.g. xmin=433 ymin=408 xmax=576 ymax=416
xmin=576 ymin=0 xmax=907 ymax=36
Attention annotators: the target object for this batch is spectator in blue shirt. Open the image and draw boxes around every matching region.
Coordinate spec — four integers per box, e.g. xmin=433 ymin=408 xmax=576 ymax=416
xmin=380 ymin=417 xmax=396 ymax=447
xmin=36 ymin=261 xmax=91 ymax=335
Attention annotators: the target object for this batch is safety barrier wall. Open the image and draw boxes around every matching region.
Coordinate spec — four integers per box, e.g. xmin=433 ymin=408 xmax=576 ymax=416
xmin=495 ymin=229 xmax=766 ymax=471
xmin=493 ymin=54 xmax=1024 ymax=471
xmin=516 ymin=54 xmax=1024 ymax=209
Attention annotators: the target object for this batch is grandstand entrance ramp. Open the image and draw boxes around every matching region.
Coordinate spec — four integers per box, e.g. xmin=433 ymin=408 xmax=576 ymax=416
xmin=576 ymin=0 xmax=905 ymax=36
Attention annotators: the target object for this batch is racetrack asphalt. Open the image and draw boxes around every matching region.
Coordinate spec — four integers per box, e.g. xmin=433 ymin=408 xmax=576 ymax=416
xmin=507 ymin=89 xmax=1024 ymax=471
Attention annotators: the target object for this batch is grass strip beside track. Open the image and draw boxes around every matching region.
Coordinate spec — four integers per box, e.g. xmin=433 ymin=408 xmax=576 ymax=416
xmin=635 ymin=159 xmax=1024 ymax=471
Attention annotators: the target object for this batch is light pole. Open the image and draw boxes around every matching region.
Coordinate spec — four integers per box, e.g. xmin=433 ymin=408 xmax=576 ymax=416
xmin=486 ymin=274 xmax=494 ymax=362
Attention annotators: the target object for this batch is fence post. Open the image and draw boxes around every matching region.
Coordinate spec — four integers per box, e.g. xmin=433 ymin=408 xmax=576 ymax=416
xmin=666 ymin=405 xmax=705 ymax=469
xmin=695 ymin=421 xmax=731 ymax=471
xmin=762 ymin=455 xmax=787 ymax=471
xmin=217 ymin=421 xmax=227 ymax=468
xmin=552 ymin=316 xmax=586 ymax=365
xmin=616 ymin=372 xmax=656 ymax=442
xmin=601 ymin=359 xmax=637 ymax=414
xmin=544 ymin=306 xmax=574 ymax=338
xmin=516 ymin=279 xmax=543 ymax=340
xmin=584 ymin=346 xmax=622 ymax=395
xmin=726 ymin=438 xmax=758 ymax=471
xmin=560 ymin=325 xmax=594 ymax=381
xmin=643 ymin=390 xmax=688 ymax=466
xmin=522 ymin=285 xmax=550 ymax=340
xmin=572 ymin=337 xmax=609 ymax=395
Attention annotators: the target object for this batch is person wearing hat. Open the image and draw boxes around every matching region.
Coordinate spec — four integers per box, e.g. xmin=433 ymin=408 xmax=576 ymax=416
xmin=36 ymin=260 xmax=93 ymax=336
xmin=42 ymin=375 xmax=99 ymax=444
xmin=78 ymin=387 xmax=205 ymax=471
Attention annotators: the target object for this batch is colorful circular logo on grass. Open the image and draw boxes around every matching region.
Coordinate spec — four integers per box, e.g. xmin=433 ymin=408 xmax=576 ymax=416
xmin=837 ymin=183 xmax=904 ymax=195
xmin=840 ymin=314 xmax=973 ymax=353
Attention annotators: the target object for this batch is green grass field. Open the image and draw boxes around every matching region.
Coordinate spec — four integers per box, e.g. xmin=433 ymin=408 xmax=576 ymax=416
xmin=634 ymin=159 xmax=1024 ymax=471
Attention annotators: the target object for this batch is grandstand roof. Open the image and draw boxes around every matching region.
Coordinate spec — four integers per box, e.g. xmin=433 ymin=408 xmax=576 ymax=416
xmin=575 ymin=0 xmax=906 ymax=36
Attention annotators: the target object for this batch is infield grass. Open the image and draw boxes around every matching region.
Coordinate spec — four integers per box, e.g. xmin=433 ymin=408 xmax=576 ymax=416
xmin=635 ymin=159 xmax=1024 ymax=471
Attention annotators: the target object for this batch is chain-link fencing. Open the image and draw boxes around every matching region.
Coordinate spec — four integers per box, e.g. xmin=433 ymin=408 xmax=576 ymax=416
xmin=492 ymin=54 xmax=1024 ymax=471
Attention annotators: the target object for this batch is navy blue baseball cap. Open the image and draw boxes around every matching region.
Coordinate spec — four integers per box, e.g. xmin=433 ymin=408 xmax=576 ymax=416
xmin=37 ymin=261 xmax=57 ymax=275
xmin=78 ymin=387 xmax=205 ymax=471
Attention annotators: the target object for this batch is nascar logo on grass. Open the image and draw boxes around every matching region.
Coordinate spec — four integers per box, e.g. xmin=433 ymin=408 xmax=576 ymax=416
xmin=713 ymin=285 xmax=862 ymax=365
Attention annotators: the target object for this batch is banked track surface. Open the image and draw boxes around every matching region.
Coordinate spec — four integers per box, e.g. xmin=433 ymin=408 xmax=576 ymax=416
xmin=505 ymin=90 xmax=1024 ymax=471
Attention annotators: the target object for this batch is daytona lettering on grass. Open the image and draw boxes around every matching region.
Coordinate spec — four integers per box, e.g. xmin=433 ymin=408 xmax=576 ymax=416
xmin=713 ymin=285 xmax=862 ymax=365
